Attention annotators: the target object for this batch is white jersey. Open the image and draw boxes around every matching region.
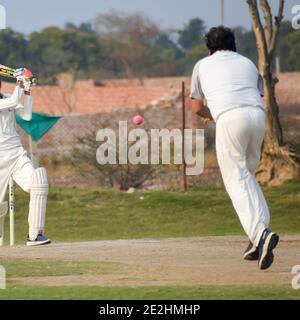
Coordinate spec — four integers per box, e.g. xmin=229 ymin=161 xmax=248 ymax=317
xmin=0 ymin=86 xmax=32 ymax=151
xmin=190 ymin=51 xmax=264 ymax=121
xmin=0 ymin=86 xmax=48 ymax=243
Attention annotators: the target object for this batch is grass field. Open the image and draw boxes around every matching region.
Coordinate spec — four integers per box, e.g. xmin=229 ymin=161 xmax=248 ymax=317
xmin=2 ymin=285 xmax=300 ymax=300
xmin=1 ymin=257 xmax=299 ymax=300
xmin=0 ymin=179 xmax=299 ymax=300
xmin=2 ymin=179 xmax=300 ymax=244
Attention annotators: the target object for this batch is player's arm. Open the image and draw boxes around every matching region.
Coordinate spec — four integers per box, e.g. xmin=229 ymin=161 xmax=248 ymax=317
xmin=0 ymin=83 xmax=23 ymax=110
xmin=16 ymin=90 xmax=32 ymax=121
xmin=15 ymin=76 xmax=33 ymax=120
xmin=192 ymin=99 xmax=213 ymax=120
xmin=190 ymin=62 xmax=213 ymax=121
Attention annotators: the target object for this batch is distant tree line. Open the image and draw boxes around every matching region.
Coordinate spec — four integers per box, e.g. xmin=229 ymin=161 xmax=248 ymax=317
xmin=0 ymin=12 xmax=298 ymax=84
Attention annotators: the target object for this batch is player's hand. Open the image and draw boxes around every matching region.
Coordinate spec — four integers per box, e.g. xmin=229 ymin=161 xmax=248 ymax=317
xmin=203 ymin=118 xmax=212 ymax=124
xmin=17 ymin=79 xmax=25 ymax=89
xmin=24 ymin=80 xmax=31 ymax=92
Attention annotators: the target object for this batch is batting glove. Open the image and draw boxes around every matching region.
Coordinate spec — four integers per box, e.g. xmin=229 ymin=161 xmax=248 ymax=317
xmin=24 ymin=80 xmax=31 ymax=92
xmin=16 ymin=75 xmax=27 ymax=86
xmin=13 ymin=68 xmax=25 ymax=78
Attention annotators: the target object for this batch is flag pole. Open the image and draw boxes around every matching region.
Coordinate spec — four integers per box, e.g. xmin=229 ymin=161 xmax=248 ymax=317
xmin=221 ymin=0 xmax=225 ymax=25
xmin=182 ymin=81 xmax=187 ymax=192
xmin=28 ymin=135 xmax=39 ymax=168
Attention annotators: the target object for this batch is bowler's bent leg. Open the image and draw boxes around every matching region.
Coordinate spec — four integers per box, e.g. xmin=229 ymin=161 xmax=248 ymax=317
xmin=216 ymin=109 xmax=269 ymax=246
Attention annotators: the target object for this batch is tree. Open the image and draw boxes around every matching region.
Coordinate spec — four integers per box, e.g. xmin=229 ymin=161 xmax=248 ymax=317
xmin=0 ymin=28 xmax=29 ymax=68
xmin=246 ymin=0 xmax=299 ymax=185
xmin=233 ymin=23 xmax=298 ymax=72
xmin=178 ymin=18 xmax=206 ymax=50
xmin=151 ymin=33 xmax=184 ymax=76
xmin=285 ymin=29 xmax=300 ymax=70
xmin=276 ymin=21 xmax=295 ymax=71
xmin=28 ymin=27 xmax=102 ymax=84
xmin=94 ymin=11 xmax=161 ymax=79
xmin=233 ymin=26 xmax=257 ymax=62
xmin=65 ymin=22 xmax=95 ymax=34
xmin=184 ymin=43 xmax=208 ymax=74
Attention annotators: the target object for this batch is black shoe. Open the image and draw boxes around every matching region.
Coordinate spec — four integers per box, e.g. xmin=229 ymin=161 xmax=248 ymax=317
xmin=258 ymin=229 xmax=279 ymax=270
xmin=243 ymin=241 xmax=259 ymax=260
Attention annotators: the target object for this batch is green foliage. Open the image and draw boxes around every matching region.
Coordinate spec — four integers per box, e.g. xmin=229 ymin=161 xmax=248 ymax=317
xmin=94 ymin=12 xmax=161 ymax=78
xmin=0 ymin=15 xmax=298 ymax=82
xmin=233 ymin=27 xmax=257 ymax=63
xmin=276 ymin=21 xmax=295 ymax=71
xmin=1 ymin=285 xmax=299 ymax=300
xmin=3 ymin=179 xmax=300 ymax=244
xmin=184 ymin=43 xmax=208 ymax=74
xmin=0 ymin=180 xmax=299 ymax=300
xmin=178 ymin=18 xmax=206 ymax=50
xmin=0 ymin=28 xmax=29 ymax=68
xmin=285 ymin=29 xmax=300 ymax=71
xmin=65 ymin=22 xmax=95 ymax=34
xmin=28 ymin=27 xmax=102 ymax=83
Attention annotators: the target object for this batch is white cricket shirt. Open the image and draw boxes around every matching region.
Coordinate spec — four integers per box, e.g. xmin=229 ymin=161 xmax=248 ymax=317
xmin=190 ymin=51 xmax=264 ymax=121
xmin=0 ymin=86 xmax=32 ymax=151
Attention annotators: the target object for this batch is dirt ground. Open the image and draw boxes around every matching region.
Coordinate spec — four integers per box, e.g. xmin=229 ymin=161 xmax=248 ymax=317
xmin=1 ymin=235 xmax=300 ymax=287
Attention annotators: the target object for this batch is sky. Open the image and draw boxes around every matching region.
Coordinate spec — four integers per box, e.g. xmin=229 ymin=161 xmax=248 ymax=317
xmin=0 ymin=0 xmax=297 ymax=34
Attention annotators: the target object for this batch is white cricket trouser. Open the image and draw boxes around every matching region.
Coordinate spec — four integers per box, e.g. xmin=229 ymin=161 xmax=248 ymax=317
xmin=0 ymin=147 xmax=34 ymax=202
xmin=0 ymin=147 xmax=48 ymax=240
xmin=216 ymin=106 xmax=270 ymax=246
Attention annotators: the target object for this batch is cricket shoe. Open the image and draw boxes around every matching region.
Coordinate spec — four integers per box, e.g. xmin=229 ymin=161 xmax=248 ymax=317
xmin=26 ymin=234 xmax=51 ymax=246
xmin=243 ymin=241 xmax=259 ymax=261
xmin=258 ymin=229 xmax=279 ymax=270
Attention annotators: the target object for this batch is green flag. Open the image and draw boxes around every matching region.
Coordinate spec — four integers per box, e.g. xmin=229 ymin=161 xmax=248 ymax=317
xmin=16 ymin=112 xmax=62 ymax=142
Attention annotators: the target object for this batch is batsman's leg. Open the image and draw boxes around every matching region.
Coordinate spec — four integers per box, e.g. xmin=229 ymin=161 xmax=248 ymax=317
xmin=12 ymin=157 xmax=51 ymax=246
xmin=27 ymin=167 xmax=51 ymax=245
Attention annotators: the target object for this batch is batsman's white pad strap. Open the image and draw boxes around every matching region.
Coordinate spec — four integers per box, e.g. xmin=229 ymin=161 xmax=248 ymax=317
xmin=29 ymin=168 xmax=48 ymax=240
xmin=0 ymin=202 xmax=8 ymax=219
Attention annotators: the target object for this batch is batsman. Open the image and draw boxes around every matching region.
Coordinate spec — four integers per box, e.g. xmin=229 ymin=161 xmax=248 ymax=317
xmin=0 ymin=68 xmax=51 ymax=246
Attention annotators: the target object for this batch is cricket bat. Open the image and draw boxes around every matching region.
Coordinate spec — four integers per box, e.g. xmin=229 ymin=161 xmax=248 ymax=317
xmin=0 ymin=64 xmax=37 ymax=85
